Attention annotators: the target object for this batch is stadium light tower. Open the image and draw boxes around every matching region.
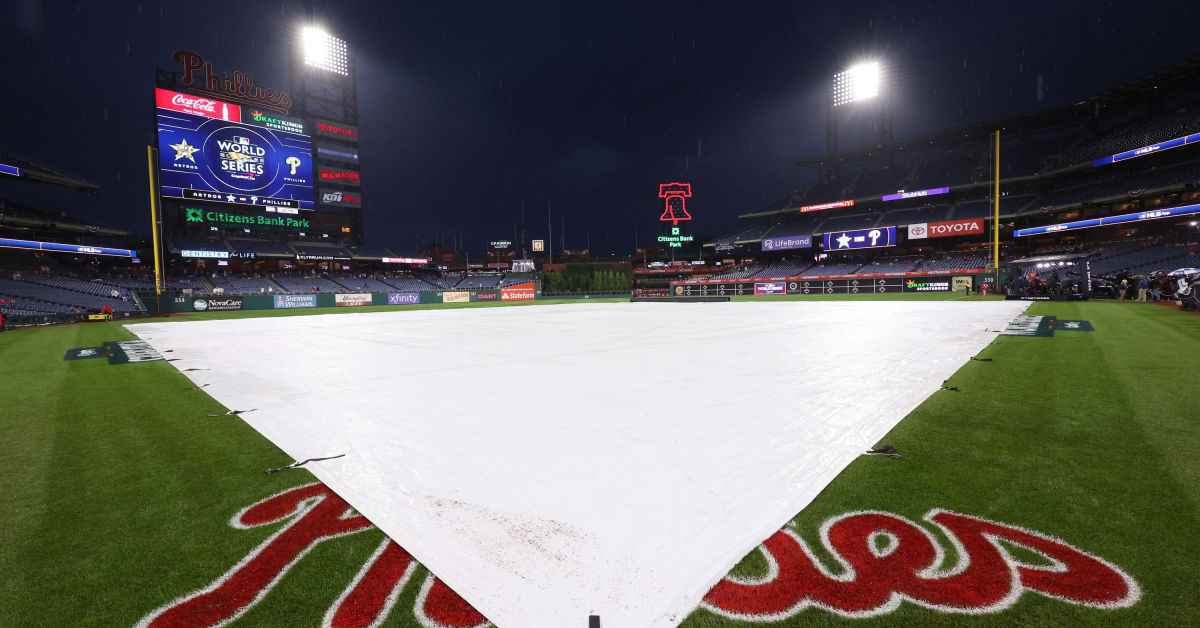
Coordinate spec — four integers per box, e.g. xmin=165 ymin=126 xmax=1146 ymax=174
xmin=832 ymin=61 xmax=881 ymax=107
xmin=824 ymin=60 xmax=891 ymax=184
xmin=301 ymin=26 xmax=349 ymax=76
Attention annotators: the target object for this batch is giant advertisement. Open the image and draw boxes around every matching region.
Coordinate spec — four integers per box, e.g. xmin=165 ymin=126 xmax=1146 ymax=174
xmin=1014 ymin=202 xmax=1200 ymax=237
xmin=761 ymin=234 xmax=812 ymax=251
xmin=156 ymin=88 xmax=314 ymax=210
xmin=319 ymin=188 xmax=363 ymax=208
xmin=192 ymin=296 xmax=243 ymax=311
xmin=335 ymin=293 xmax=372 ymax=307
xmin=387 ymin=292 xmax=420 ymax=305
xmin=907 ymin=218 xmax=985 ymax=240
xmin=823 ymin=226 xmax=896 ymax=251
xmin=500 ymin=282 xmax=536 ymax=301
xmin=274 ymin=294 xmax=317 ymax=308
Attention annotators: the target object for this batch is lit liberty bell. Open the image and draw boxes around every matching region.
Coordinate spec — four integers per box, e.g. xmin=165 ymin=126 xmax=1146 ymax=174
xmin=658 ymin=182 xmax=693 ymax=226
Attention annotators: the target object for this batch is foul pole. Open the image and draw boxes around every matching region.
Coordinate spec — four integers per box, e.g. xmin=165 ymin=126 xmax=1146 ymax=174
xmin=992 ymin=130 xmax=1001 ymax=289
xmin=146 ymin=145 xmax=164 ymax=296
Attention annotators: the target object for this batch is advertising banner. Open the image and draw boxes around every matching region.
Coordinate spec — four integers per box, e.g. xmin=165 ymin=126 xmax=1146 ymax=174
xmin=443 ymin=291 xmax=470 ymax=303
xmin=244 ymin=109 xmax=306 ymax=135
xmin=952 ymin=276 xmax=974 ymax=293
xmin=500 ymin=282 xmax=536 ymax=301
xmin=274 ymin=294 xmax=317 ymax=308
xmin=903 ymin=277 xmax=953 ymax=292
xmin=155 ymin=88 xmax=241 ymax=122
xmin=754 ymin=281 xmax=787 ymax=295
xmin=314 ymin=119 xmax=360 ymax=142
xmin=761 ymin=234 xmax=812 ymax=252
xmin=882 ymin=187 xmax=949 ymax=202
xmin=823 ymin=226 xmax=896 ymax=251
xmin=334 ymin=293 xmax=372 ymax=307
xmin=317 ymin=166 xmax=361 ymax=187
xmin=319 ymin=188 xmax=363 ymax=208
xmin=387 ymin=292 xmax=420 ymax=305
xmin=315 ymin=142 xmax=359 ymax=165
xmin=909 ymin=218 xmax=984 ymax=240
xmin=192 ymin=296 xmax=243 ymax=311
xmin=476 ymin=291 xmax=499 ymax=301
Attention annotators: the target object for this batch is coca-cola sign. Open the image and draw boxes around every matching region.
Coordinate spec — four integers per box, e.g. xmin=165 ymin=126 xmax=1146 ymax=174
xmin=171 ymin=49 xmax=293 ymax=114
xmin=155 ymin=88 xmax=241 ymax=122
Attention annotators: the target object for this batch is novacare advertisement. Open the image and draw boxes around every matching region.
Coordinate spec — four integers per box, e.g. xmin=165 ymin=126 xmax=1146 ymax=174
xmin=335 ymin=293 xmax=372 ymax=307
xmin=274 ymin=294 xmax=317 ymax=308
xmin=500 ymin=282 xmax=536 ymax=301
xmin=192 ymin=296 xmax=243 ymax=311
xmin=443 ymin=291 xmax=470 ymax=303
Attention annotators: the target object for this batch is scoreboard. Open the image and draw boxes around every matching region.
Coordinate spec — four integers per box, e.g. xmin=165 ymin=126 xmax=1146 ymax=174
xmin=673 ymin=276 xmax=954 ymax=296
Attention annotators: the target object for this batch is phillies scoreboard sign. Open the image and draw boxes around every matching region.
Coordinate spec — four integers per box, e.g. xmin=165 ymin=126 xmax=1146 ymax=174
xmin=156 ymin=88 xmax=315 ymax=210
xmin=823 ymin=226 xmax=896 ymax=251
xmin=674 ymin=276 xmax=955 ymax=296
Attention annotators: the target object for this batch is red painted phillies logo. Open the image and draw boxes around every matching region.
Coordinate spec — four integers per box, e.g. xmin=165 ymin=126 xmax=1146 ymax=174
xmin=702 ymin=509 xmax=1139 ymax=620
xmin=136 ymin=484 xmax=1139 ymax=627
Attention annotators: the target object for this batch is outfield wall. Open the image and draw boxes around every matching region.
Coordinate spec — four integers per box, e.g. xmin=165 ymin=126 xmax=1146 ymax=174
xmin=137 ymin=282 xmax=540 ymax=313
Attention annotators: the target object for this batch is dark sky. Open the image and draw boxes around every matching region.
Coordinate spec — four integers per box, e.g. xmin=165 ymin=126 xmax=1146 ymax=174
xmin=1 ymin=0 xmax=1195 ymax=255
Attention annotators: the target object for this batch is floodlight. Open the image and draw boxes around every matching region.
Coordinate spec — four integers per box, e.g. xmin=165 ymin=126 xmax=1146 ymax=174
xmin=302 ymin=26 xmax=349 ymax=76
xmin=833 ymin=61 xmax=880 ymax=107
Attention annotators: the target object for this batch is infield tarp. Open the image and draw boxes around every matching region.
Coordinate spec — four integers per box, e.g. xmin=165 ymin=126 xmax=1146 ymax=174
xmin=127 ymin=300 xmax=1027 ymax=628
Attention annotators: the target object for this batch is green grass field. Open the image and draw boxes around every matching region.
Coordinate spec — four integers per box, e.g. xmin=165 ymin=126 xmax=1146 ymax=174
xmin=1 ymin=296 xmax=1196 ymax=627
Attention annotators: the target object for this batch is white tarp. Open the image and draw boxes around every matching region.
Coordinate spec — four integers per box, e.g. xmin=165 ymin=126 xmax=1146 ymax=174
xmin=127 ymin=300 xmax=1027 ymax=628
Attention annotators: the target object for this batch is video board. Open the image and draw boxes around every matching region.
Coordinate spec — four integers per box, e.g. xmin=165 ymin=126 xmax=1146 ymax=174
xmin=156 ymin=88 xmax=315 ymax=210
xmin=823 ymin=226 xmax=896 ymax=251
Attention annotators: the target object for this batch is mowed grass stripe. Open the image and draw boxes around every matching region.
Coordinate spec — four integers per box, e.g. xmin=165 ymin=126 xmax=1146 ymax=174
xmin=1 ymin=298 xmax=1196 ymax=627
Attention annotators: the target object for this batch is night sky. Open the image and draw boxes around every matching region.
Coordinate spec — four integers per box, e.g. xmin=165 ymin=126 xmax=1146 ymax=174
xmin=1 ymin=0 xmax=1195 ymax=255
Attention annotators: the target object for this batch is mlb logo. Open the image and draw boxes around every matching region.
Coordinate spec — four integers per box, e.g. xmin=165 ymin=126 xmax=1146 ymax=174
xmin=234 ymin=136 xmax=250 ymax=145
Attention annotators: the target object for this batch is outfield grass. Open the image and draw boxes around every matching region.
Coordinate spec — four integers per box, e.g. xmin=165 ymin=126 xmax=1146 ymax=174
xmin=0 ymin=298 xmax=1196 ymax=627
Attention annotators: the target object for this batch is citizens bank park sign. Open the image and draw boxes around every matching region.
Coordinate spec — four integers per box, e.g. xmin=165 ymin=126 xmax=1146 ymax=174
xmin=907 ymin=218 xmax=985 ymax=240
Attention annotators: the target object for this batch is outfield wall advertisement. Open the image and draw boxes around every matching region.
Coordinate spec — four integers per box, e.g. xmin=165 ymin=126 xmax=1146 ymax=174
xmin=334 ymin=293 xmax=372 ymax=307
xmin=274 ymin=294 xmax=317 ymax=308
xmin=192 ymin=296 xmax=243 ymax=311
xmin=443 ymin=291 xmax=470 ymax=303
xmin=674 ymin=275 xmax=957 ymax=296
xmin=387 ymin=292 xmax=420 ymax=305
xmin=501 ymin=282 xmax=536 ymax=301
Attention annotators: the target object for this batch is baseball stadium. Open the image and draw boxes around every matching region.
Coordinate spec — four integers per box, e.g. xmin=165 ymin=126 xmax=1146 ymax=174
xmin=1 ymin=3 xmax=1198 ymax=628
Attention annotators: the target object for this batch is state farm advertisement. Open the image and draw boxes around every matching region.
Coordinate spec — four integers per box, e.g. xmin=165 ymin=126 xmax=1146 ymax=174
xmin=155 ymin=87 xmax=241 ymax=122
xmin=907 ymin=218 xmax=985 ymax=240
xmin=501 ymin=282 xmax=536 ymax=301
xmin=335 ymin=293 xmax=372 ymax=307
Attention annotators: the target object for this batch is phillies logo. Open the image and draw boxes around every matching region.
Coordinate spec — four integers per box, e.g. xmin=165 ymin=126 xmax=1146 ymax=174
xmin=703 ymin=509 xmax=1139 ymax=620
xmin=135 ymin=483 xmax=487 ymax=628
xmin=136 ymin=484 xmax=1139 ymax=627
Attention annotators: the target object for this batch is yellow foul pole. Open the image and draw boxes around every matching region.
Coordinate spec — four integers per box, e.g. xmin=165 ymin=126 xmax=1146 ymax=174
xmin=992 ymin=130 xmax=1001 ymax=286
xmin=146 ymin=145 xmax=164 ymax=295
